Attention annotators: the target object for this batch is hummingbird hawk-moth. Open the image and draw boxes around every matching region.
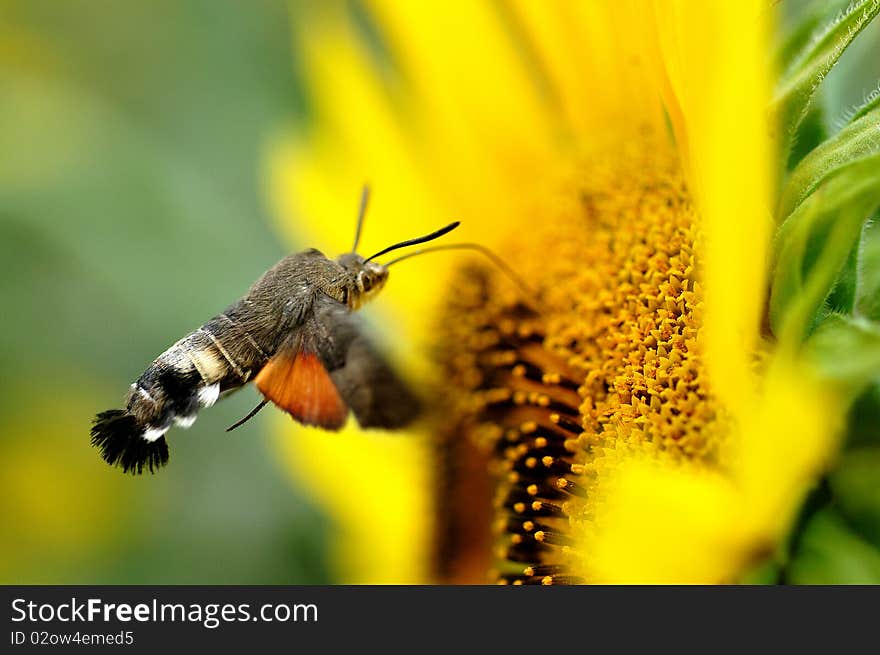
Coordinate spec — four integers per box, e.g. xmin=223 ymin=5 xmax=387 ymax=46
xmin=91 ymin=188 xmax=460 ymax=474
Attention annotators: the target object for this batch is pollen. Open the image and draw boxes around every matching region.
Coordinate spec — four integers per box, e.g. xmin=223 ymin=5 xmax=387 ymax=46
xmin=433 ymin=149 xmax=721 ymax=584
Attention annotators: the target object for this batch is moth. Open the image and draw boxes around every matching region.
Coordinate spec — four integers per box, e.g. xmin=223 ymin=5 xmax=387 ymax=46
xmin=91 ymin=188 xmax=459 ymax=474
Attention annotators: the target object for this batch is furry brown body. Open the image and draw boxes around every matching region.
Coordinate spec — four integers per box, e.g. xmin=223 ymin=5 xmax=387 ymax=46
xmin=91 ymin=248 xmax=418 ymax=474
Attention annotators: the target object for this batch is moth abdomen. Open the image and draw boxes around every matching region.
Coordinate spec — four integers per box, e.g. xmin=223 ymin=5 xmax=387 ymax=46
xmin=90 ymin=315 xmax=270 ymax=474
xmin=91 ymin=364 xmax=213 ymax=475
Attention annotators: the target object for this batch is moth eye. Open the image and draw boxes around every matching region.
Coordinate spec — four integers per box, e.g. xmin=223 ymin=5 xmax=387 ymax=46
xmin=360 ymin=272 xmax=373 ymax=291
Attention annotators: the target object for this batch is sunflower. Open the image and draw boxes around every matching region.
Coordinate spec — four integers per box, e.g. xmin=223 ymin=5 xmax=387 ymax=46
xmin=268 ymin=0 xmax=880 ymax=583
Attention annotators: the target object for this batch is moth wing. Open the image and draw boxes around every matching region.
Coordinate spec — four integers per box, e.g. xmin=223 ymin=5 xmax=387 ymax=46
xmin=254 ymin=337 xmax=349 ymax=430
xmin=312 ymin=294 xmax=422 ymax=429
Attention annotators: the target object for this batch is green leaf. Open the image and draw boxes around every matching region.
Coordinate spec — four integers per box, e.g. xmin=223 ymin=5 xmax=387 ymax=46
xmin=786 ymin=102 xmax=828 ymax=172
xmin=770 ymin=156 xmax=880 ymax=340
xmin=738 ymin=559 xmax=782 ymax=585
xmin=858 ymin=217 xmax=880 ymax=320
xmin=779 ymin=105 xmax=880 ymax=220
xmin=847 ymin=85 xmax=880 ymax=124
xmin=773 ymin=0 xmax=880 ymax=149
xmin=805 ymin=314 xmax=880 ymax=396
xmin=830 ymin=448 xmax=880 ymax=548
xmin=777 ymin=0 xmax=851 ymax=77
xmin=846 ymin=383 xmax=880 ymax=448
xmin=825 ymin=225 xmax=864 ymax=314
xmin=785 ymin=507 xmax=880 ymax=584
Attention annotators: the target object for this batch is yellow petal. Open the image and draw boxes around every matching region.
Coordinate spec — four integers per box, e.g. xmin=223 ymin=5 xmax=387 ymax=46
xmin=365 ymin=0 xmax=557 ymax=207
xmin=652 ymin=0 xmax=776 ymax=415
xmin=273 ymin=418 xmax=430 ymax=584
xmin=266 ymin=14 xmax=452 ymax=337
xmin=735 ymin=360 xmax=843 ymax=539
xmin=507 ymin=0 xmax=665 ymax=139
xmin=589 ymin=454 xmax=746 ymax=584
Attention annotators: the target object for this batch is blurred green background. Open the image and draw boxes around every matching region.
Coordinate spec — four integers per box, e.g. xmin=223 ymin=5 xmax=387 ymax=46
xmin=0 ymin=0 xmax=332 ymax=583
xmin=1 ymin=0 xmax=879 ymax=585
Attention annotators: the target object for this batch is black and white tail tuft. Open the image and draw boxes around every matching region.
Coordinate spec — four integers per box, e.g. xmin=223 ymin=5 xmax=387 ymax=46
xmin=90 ymin=410 xmax=169 ymax=475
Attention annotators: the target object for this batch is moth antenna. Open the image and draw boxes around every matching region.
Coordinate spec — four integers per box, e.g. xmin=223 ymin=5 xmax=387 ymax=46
xmin=226 ymin=399 xmax=269 ymax=432
xmin=364 ymin=221 xmax=461 ymax=262
xmin=352 ymin=185 xmax=370 ymax=253
xmin=384 ymin=242 xmax=542 ymax=310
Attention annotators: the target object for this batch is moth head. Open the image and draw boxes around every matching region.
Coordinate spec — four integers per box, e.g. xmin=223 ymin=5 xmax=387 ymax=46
xmin=336 ymin=186 xmax=459 ymax=310
xmin=336 ymin=253 xmax=389 ymax=310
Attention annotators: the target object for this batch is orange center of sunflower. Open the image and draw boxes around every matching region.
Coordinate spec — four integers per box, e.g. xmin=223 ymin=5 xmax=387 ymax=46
xmin=432 ymin=149 xmax=722 ymax=583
